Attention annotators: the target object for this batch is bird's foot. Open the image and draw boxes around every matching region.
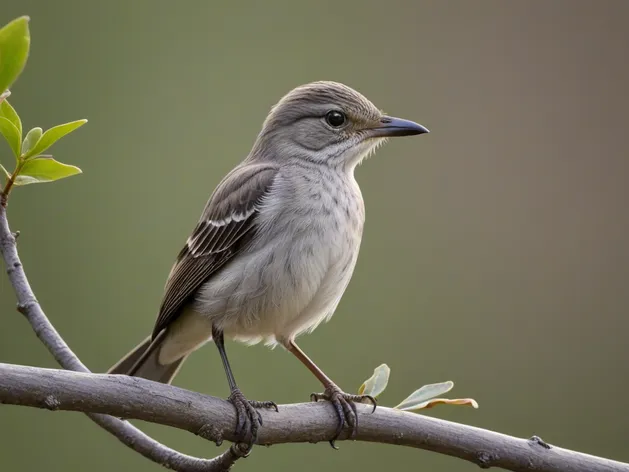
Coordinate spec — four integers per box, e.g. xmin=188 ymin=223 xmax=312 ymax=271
xmin=311 ymin=384 xmax=377 ymax=449
xmin=228 ymin=388 xmax=278 ymax=451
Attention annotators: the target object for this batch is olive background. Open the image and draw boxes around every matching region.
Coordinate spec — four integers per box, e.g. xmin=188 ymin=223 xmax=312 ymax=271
xmin=1 ymin=1 xmax=628 ymax=471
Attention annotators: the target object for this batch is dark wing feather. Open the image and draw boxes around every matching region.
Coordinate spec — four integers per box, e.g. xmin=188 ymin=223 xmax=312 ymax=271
xmin=151 ymin=162 xmax=278 ymax=338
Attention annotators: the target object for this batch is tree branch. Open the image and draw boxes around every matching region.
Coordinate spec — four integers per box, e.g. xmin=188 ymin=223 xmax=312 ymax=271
xmin=1 ymin=362 xmax=627 ymax=472
xmin=0 ymin=203 xmax=244 ymax=471
xmin=1 ymin=205 xmax=628 ymax=472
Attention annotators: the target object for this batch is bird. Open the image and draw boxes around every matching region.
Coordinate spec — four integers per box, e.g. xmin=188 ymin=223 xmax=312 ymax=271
xmin=108 ymin=81 xmax=429 ymax=448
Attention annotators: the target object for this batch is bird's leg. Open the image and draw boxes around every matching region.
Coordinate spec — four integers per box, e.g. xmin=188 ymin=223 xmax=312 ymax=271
xmin=285 ymin=339 xmax=376 ymax=448
xmin=212 ymin=326 xmax=277 ymax=448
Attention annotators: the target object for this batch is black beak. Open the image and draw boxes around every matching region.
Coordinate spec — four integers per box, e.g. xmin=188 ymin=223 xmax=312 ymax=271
xmin=369 ymin=116 xmax=430 ymax=137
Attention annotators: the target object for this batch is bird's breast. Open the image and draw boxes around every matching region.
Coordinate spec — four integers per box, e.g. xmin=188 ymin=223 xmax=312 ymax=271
xmin=196 ymin=169 xmax=365 ymax=345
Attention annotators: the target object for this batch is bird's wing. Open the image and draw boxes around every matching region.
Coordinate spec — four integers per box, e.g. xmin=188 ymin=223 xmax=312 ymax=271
xmin=152 ymin=162 xmax=278 ymax=338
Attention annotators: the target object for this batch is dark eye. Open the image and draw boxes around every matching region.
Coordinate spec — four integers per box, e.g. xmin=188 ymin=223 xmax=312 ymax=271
xmin=325 ymin=110 xmax=346 ymax=128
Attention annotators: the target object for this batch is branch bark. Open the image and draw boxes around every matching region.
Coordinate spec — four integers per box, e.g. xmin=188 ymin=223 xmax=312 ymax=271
xmin=1 ymin=204 xmax=628 ymax=472
xmin=1 ymin=362 xmax=627 ymax=472
xmin=0 ymin=203 xmax=245 ymax=471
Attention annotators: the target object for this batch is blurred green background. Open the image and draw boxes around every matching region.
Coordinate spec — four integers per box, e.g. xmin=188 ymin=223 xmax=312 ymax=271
xmin=1 ymin=1 xmax=629 ymax=471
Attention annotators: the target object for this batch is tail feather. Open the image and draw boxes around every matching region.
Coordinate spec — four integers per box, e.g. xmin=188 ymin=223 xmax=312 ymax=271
xmin=108 ymin=333 xmax=188 ymax=385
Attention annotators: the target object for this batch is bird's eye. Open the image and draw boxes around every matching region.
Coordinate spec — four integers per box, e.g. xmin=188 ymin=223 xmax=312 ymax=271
xmin=325 ymin=110 xmax=346 ymax=128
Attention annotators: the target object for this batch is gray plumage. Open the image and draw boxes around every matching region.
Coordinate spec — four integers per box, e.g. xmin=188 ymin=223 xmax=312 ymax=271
xmin=109 ymin=81 xmax=428 ymax=386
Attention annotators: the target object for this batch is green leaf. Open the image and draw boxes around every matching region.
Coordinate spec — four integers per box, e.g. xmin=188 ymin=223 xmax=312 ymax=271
xmin=24 ymin=119 xmax=87 ymax=158
xmin=0 ymin=116 xmax=20 ymax=157
xmin=394 ymin=381 xmax=454 ymax=410
xmin=358 ymin=364 xmax=390 ymax=398
xmin=0 ymin=99 xmax=22 ymax=137
xmin=0 ymin=162 xmax=11 ymax=178
xmin=0 ymin=16 xmax=31 ymax=94
xmin=21 ymin=126 xmax=42 ymax=157
xmin=14 ymin=156 xmax=82 ymax=185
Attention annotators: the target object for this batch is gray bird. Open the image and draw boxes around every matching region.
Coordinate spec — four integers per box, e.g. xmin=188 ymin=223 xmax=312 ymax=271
xmin=108 ymin=81 xmax=428 ymax=447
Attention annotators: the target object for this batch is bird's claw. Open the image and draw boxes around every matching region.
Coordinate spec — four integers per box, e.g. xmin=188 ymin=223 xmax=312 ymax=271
xmin=228 ymin=389 xmax=278 ymax=450
xmin=310 ymin=385 xmax=377 ymax=448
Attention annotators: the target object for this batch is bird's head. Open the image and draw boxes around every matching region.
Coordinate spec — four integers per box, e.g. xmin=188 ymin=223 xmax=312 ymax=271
xmin=251 ymin=81 xmax=429 ymax=170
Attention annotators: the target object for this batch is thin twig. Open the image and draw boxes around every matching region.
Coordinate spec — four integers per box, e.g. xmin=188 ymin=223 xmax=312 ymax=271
xmin=0 ymin=204 xmax=242 ymax=472
xmin=1 ymin=160 xmax=24 ymax=202
xmin=1 ymin=363 xmax=628 ymax=472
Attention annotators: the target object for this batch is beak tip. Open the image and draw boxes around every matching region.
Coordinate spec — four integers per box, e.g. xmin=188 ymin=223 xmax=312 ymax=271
xmin=417 ymin=125 xmax=430 ymax=135
xmin=374 ymin=116 xmax=430 ymax=138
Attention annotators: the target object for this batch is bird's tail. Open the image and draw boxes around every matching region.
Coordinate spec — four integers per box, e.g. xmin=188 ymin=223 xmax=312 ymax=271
xmin=107 ymin=331 xmax=188 ymax=385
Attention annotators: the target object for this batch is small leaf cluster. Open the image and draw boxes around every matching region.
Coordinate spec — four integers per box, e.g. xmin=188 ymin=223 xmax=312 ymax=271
xmin=0 ymin=16 xmax=86 ymax=197
xmin=358 ymin=364 xmax=479 ymax=412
